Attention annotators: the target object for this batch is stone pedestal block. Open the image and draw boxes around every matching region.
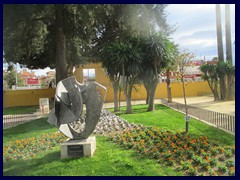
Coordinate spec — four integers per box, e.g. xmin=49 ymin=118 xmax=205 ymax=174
xmin=61 ymin=136 xmax=96 ymax=158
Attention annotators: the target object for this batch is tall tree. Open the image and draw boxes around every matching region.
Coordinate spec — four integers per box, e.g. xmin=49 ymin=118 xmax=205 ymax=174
xmin=216 ymin=4 xmax=224 ymax=62
xmin=225 ymin=4 xmax=232 ymax=64
xmin=140 ymin=33 xmax=176 ymax=111
xmin=215 ymin=4 xmax=227 ymax=100
xmin=165 ymin=44 xmax=178 ymax=103
xmin=4 ymin=64 xmax=24 ymax=89
xmin=199 ymin=63 xmax=220 ymax=101
xmin=175 ymin=50 xmax=195 ymax=133
xmin=100 ymin=42 xmax=122 ymax=112
xmin=93 ymin=4 xmax=174 ymax=112
xmin=4 ymin=4 xmax=95 ymax=83
xmin=225 ymin=4 xmax=235 ymax=100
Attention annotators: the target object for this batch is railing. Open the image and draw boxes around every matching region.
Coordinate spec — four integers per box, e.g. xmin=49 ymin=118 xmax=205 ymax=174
xmin=3 ymin=113 xmax=44 ymax=129
xmin=161 ymin=99 xmax=235 ymax=134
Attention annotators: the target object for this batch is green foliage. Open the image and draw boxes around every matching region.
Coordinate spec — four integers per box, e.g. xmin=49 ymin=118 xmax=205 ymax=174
xmin=218 ymin=164 xmax=227 ymax=173
xmin=3 ymin=80 xmax=9 ymax=91
xmin=3 ymin=121 xmax=179 ymax=176
xmin=4 ymin=69 xmax=16 ymax=89
xmin=3 ymin=4 xmax=97 ymax=77
xmin=110 ymin=104 xmax=235 ymax=146
xmin=3 ymin=132 xmax=66 ymax=161
xmin=109 ymin=125 xmax=235 ymax=176
xmin=199 ymin=61 xmax=235 ymax=101
xmin=4 ymin=106 xmax=39 ymax=115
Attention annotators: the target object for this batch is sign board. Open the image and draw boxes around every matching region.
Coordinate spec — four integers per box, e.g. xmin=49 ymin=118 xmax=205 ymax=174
xmin=185 ymin=115 xmax=191 ymax=122
xmin=68 ymin=145 xmax=84 ymax=157
xmin=39 ymin=98 xmax=49 ymax=114
xmin=26 ymin=77 xmax=39 ymax=85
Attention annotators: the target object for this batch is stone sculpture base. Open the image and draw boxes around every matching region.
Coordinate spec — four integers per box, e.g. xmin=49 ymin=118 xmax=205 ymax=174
xmin=61 ymin=136 xmax=96 ymax=158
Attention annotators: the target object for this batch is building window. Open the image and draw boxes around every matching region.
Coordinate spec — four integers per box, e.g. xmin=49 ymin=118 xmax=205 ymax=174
xmin=83 ymin=69 xmax=95 ymax=83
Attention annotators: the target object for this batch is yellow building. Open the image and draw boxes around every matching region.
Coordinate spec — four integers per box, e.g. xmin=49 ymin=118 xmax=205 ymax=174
xmin=73 ymin=63 xmax=211 ymax=102
xmin=3 ymin=63 xmax=211 ymax=108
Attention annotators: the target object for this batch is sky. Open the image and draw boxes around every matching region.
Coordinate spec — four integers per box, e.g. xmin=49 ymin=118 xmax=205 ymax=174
xmin=3 ymin=4 xmax=235 ymax=76
xmin=165 ymin=4 xmax=235 ymax=62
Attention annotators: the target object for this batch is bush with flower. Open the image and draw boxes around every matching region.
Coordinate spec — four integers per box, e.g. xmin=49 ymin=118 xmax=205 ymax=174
xmin=3 ymin=131 xmax=67 ymax=161
xmin=109 ymin=126 xmax=235 ymax=176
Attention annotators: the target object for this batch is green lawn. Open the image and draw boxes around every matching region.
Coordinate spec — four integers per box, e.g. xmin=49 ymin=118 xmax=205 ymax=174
xmin=4 ymin=136 xmax=182 ymax=176
xmin=3 ymin=104 xmax=234 ymax=176
xmin=3 ymin=118 xmax=56 ymax=143
xmin=4 ymin=106 xmax=39 ymax=115
xmin=110 ymin=104 xmax=234 ymax=146
xmin=3 ymin=118 xmax=182 ymax=176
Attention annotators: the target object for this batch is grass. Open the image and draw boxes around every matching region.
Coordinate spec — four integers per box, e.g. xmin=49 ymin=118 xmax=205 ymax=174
xmin=3 ymin=117 xmax=182 ymax=176
xmin=3 ymin=104 xmax=234 ymax=176
xmin=4 ymin=106 xmax=39 ymax=115
xmin=110 ymin=104 xmax=235 ymax=146
xmin=109 ymin=126 xmax=235 ymax=176
xmin=3 ymin=136 xmax=182 ymax=176
xmin=3 ymin=118 xmax=56 ymax=144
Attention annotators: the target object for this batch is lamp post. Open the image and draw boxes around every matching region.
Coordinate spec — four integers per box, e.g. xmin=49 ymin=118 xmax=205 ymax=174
xmin=15 ymin=63 xmax=18 ymax=90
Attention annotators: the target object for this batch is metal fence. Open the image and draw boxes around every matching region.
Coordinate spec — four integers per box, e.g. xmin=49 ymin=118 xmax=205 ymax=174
xmin=161 ymin=99 xmax=235 ymax=134
xmin=3 ymin=114 xmax=42 ymax=129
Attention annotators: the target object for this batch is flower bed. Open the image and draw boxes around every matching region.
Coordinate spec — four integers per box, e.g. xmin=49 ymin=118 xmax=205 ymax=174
xmin=108 ymin=126 xmax=235 ymax=176
xmin=3 ymin=132 xmax=66 ymax=161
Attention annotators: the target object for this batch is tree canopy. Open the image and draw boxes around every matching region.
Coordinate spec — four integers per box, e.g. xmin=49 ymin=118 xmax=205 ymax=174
xmin=4 ymin=4 xmax=96 ymax=82
xmin=3 ymin=4 xmax=175 ymax=86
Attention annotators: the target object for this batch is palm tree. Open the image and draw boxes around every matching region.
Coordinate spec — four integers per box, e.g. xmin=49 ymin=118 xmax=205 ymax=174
xmin=216 ymin=4 xmax=227 ymax=100
xmin=216 ymin=4 xmax=224 ymax=62
xmin=225 ymin=4 xmax=232 ymax=64
xmin=140 ymin=33 xmax=176 ymax=111
xmin=225 ymin=4 xmax=235 ymax=100
xmin=121 ymin=36 xmax=143 ymax=114
xmin=101 ymin=43 xmax=122 ymax=112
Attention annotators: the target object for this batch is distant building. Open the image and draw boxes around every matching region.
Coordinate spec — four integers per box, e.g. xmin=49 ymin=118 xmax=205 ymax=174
xmin=19 ymin=68 xmax=36 ymax=84
xmin=161 ymin=60 xmax=206 ymax=82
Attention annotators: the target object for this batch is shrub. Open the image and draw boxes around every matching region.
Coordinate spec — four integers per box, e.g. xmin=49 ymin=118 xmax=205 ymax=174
xmin=218 ymin=164 xmax=227 ymax=173
xmin=226 ymin=160 xmax=235 ymax=167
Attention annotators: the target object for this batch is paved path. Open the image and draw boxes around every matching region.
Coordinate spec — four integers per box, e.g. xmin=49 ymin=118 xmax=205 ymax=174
xmin=4 ymin=95 xmax=234 ymax=129
xmin=103 ymin=95 xmax=235 ymax=116
xmin=3 ymin=112 xmax=48 ymax=129
xmin=168 ymin=96 xmax=235 ymax=116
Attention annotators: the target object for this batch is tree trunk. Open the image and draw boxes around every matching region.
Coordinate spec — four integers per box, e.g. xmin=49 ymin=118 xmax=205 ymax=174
xmin=207 ymin=80 xmax=219 ymax=101
xmin=216 ymin=4 xmax=224 ymax=62
xmin=126 ymin=79 xmax=133 ymax=114
xmin=225 ymin=4 xmax=232 ymax=64
xmin=144 ymin=82 xmax=150 ymax=104
xmin=147 ymin=78 xmax=158 ymax=112
xmin=55 ymin=6 xmax=67 ymax=84
xmin=181 ymin=77 xmax=189 ymax=133
xmin=220 ymin=74 xmax=227 ymax=100
xmin=225 ymin=4 xmax=235 ymax=101
xmin=166 ymin=69 xmax=172 ymax=103
xmin=118 ymin=86 xmax=121 ymax=111
xmin=181 ymin=78 xmax=188 ymax=115
xmin=227 ymin=74 xmax=235 ymax=100
xmin=216 ymin=4 xmax=226 ymax=101
xmin=112 ymin=81 xmax=119 ymax=112
xmin=146 ymin=91 xmax=150 ymax=104
xmin=213 ymin=83 xmax=220 ymax=101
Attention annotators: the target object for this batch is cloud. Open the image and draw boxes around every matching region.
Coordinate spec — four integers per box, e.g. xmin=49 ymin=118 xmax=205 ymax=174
xmin=166 ymin=4 xmax=235 ymax=62
xmin=177 ymin=30 xmax=217 ymax=45
xmin=32 ymin=67 xmax=55 ymax=77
